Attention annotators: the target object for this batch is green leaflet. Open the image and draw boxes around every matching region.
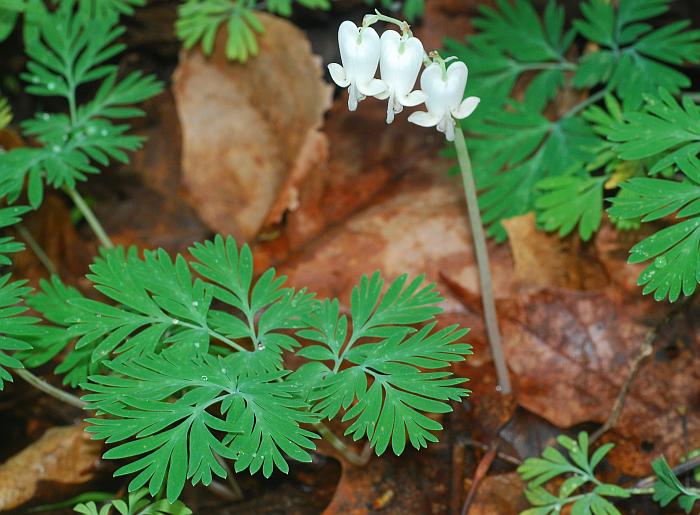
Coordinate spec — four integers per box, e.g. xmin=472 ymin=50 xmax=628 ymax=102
xmin=176 ymin=0 xmax=330 ymax=62
xmin=74 ymin=488 xmax=191 ymax=515
xmin=652 ymin=457 xmax=700 ymax=513
xmin=0 ymin=0 xmax=162 ymax=209
xmin=608 ymin=157 xmax=700 ymax=302
xmin=294 ymin=272 xmax=472 ymax=456
xmin=519 ymin=432 xmax=629 ymax=514
xmin=574 ymin=0 xmax=700 ymax=109
xmin=444 ymin=0 xmax=700 ymax=243
xmin=466 ymin=101 xmax=601 ymax=240
xmin=49 ymin=236 xmax=473 ymax=501
xmin=84 ymin=351 xmax=319 ymax=502
xmin=0 ymin=205 xmax=29 ymax=265
xmin=0 ymin=274 xmax=44 ymax=390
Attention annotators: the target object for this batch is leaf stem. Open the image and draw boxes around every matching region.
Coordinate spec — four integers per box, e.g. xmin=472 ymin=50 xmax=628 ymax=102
xmin=454 ymin=125 xmax=511 ymax=394
xmin=16 ymin=223 xmax=58 ymax=275
xmin=562 ymin=89 xmax=607 ymax=119
xmin=63 ymin=186 xmax=114 ymax=249
xmin=313 ymin=421 xmax=372 ymax=466
xmin=14 ymin=367 xmax=85 ymax=408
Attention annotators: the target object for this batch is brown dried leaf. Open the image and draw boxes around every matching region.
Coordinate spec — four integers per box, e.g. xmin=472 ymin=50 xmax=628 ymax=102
xmin=173 ymin=13 xmax=332 ymax=241
xmin=0 ymin=425 xmax=101 ymax=510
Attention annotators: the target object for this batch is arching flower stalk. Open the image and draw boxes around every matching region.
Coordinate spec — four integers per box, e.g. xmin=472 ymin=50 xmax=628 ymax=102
xmin=327 ymin=15 xmax=511 ymax=394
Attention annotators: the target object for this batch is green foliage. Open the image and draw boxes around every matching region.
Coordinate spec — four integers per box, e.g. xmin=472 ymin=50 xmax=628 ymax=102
xmin=17 ymin=236 xmax=471 ymax=501
xmin=0 ymin=0 xmax=162 ymax=209
xmin=0 ymin=205 xmax=29 ymax=265
xmin=74 ymin=488 xmax=191 ymax=515
xmin=652 ymin=457 xmax=700 ymax=513
xmin=464 ymin=100 xmax=601 ymax=240
xmin=599 ymin=90 xmax=700 ymax=301
xmin=176 ymin=0 xmax=330 ymax=63
xmin=445 ymin=0 xmax=576 ymax=117
xmin=294 ymin=272 xmax=471 ymax=455
xmin=0 ymin=0 xmax=24 ymax=42
xmin=535 ymin=174 xmax=606 ymax=241
xmin=365 ymin=0 xmax=424 ymax=23
xmin=0 ymin=274 xmax=43 ymax=390
xmin=446 ymin=0 xmax=700 ymax=240
xmin=518 ymin=432 xmax=630 ymax=514
xmin=573 ymin=0 xmax=700 ymax=109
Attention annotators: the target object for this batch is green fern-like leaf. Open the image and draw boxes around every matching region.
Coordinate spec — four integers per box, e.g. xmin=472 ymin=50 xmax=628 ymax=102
xmin=535 ymin=174 xmax=606 ymax=241
xmin=466 ymin=101 xmax=601 ymax=240
xmin=519 ymin=432 xmax=630 ymax=515
xmin=574 ymin=0 xmax=700 ymax=109
xmin=605 ymin=88 xmax=700 ymax=175
xmin=608 ymin=157 xmax=700 ymax=302
xmin=0 ymin=2 xmax=162 ymax=208
xmin=74 ymin=487 xmax=191 ymax=515
xmin=84 ymin=350 xmax=319 ymax=502
xmin=0 ymin=205 xmax=29 ymax=265
xmin=0 ymin=0 xmax=23 ymax=43
xmin=295 ymin=272 xmax=472 ymax=456
xmin=652 ymin=457 xmax=700 ymax=513
xmin=0 ymin=274 xmax=44 ymax=390
xmin=445 ymin=0 xmax=576 ymax=117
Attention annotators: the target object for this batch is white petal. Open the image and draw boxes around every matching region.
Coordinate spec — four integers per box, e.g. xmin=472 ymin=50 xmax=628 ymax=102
xmin=420 ymin=61 xmax=468 ymax=120
xmin=380 ymin=31 xmax=425 ymax=100
xmin=400 ymin=89 xmax=427 ymax=107
xmin=408 ymin=111 xmax=441 ymax=128
xmin=452 ymin=96 xmax=480 ymax=119
xmin=328 ymin=63 xmax=350 ymax=88
xmin=374 ymin=81 xmax=390 ymax=100
xmin=338 ymin=21 xmax=381 ymax=87
xmin=359 ymin=78 xmax=387 ymax=97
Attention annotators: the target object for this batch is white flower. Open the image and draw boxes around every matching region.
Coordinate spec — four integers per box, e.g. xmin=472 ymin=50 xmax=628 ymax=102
xmin=408 ymin=61 xmax=480 ymax=141
xmin=328 ymin=21 xmax=386 ymax=111
xmin=375 ymin=30 xmax=426 ymax=124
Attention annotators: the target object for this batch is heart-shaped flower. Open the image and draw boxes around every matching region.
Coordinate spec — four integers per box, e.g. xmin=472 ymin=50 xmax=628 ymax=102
xmin=375 ymin=30 xmax=426 ymax=124
xmin=408 ymin=61 xmax=480 ymax=141
xmin=328 ymin=21 xmax=386 ymax=111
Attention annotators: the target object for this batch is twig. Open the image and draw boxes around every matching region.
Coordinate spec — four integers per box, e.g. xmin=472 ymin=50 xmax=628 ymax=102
xmin=590 ymin=299 xmax=692 ymax=444
xmin=461 ymin=443 xmax=498 ymax=515
xmin=454 ymin=125 xmax=511 ymax=394
xmin=314 ymin=421 xmax=372 ymax=466
xmin=214 ymin=454 xmax=244 ymax=501
xmin=14 ymin=368 xmax=85 ymax=409
xmin=16 ymin=223 xmax=58 ymax=275
xmin=460 ymin=437 xmax=522 ymax=466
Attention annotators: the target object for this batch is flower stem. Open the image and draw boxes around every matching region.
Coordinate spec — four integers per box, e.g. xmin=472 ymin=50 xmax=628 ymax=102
xmin=313 ymin=421 xmax=372 ymax=466
xmin=453 ymin=125 xmax=511 ymax=394
xmin=14 ymin=367 xmax=85 ymax=409
xmin=16 ymin=223 xmax=58 ymax=275
xmin=63 ymin=186 xmax=114 ymax=249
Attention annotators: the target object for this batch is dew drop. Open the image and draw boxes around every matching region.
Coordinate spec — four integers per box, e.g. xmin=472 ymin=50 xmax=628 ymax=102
xmin=654 ymin=256 xmax=667 ymax=269
xmin=257 ymin=343 xmax=265 ymax=350
xmin=192 ymin=301 xmax=199 ymax=307
xmin=52 ymin=145 xmax=61 ymax=153
xmin=194 ymin=342 xmax=200 ymax=349
xmin=201 ymin=375 xmax=208 ymax=381
xmin=100 ymin=129 xmax=108 ymax=137
xmin=47 ymin=82 xmax=55 ymax=90
xmin=172 ymin=319 xmax=180 ymax=325
xmin=41 ymin=113 xmax=50 ymax=120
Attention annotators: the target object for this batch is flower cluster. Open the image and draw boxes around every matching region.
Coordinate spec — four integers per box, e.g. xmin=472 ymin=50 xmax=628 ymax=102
xmin=328 ymin=17 xmax=480 ymax=141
